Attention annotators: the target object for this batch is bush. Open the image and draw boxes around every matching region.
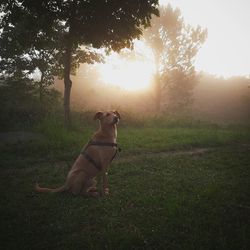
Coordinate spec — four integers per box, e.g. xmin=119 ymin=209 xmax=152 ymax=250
xmin=0 ymin=76 xmax=62 ymax=131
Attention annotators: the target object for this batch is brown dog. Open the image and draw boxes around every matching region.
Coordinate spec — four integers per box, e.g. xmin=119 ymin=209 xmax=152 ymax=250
xmin=35 ymin=111 xmax=121 ymax=197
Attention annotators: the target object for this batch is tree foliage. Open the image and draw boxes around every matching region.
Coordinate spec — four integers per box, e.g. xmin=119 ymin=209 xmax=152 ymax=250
xmin=0 ymin=0 xmax=159 ymax=127
xmin=144 ymin=4 xmax=207 ymax=113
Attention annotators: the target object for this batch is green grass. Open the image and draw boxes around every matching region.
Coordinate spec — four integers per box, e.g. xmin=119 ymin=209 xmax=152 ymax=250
xmin=0 ymin=123 xmax=250 ymax=249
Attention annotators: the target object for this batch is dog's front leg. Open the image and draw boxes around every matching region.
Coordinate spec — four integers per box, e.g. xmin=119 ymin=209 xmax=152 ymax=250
xmin=102 ymin=172 xmax=109 ymax=196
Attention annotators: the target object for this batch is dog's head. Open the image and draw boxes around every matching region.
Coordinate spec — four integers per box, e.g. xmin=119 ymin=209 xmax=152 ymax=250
xmin=94 ymin=110 xmax=121 ymax=126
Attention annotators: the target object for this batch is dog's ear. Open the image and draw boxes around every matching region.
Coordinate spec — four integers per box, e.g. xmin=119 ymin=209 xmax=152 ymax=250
xmin=93 ymin=111 xmax=103 ymax=120
xmin=114 ymin=110 xmax=121 ymax=119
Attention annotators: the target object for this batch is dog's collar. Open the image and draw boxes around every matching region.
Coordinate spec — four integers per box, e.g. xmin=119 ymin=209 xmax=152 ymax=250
xmin=80 ymin=141 xmax=121 ymax=171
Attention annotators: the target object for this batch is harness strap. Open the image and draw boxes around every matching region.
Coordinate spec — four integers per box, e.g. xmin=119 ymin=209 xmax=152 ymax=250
xmin=81 ymin=151 xmax=102 ymax=171
xmin=110 ymin=146 xmax=121 ymax=162
xmin=80 ymin=141 xmax=121 ymax=171
xmin=88 ymin=141 xmax=118 ymax=147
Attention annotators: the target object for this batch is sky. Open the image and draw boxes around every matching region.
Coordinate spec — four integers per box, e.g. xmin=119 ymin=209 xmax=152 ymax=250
xmin=160 ymin=0 xmax=250 ymax=77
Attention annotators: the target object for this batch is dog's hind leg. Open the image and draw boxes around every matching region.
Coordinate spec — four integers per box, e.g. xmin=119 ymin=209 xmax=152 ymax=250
xmin=68 ymin=172 xmax=89 ymax=196
xmin=86 ymin=178 xmax=97 ymax=190
xmin=68 ymin=171 xmax=99 ymax=197
xmin=84 ymin=178 xmax=100 ymax=198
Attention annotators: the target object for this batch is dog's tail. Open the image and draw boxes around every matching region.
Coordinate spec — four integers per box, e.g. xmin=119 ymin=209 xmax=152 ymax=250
xmin=35 ymin=183 xmax=66 ymax=193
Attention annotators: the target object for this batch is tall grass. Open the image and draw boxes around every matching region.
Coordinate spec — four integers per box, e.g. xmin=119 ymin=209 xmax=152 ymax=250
xmin=1 ymin=110 xmax=249 ymax=169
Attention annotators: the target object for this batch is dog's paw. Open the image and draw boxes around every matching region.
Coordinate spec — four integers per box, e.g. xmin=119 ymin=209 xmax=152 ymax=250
xmin=86 ymin=187 xmax=100 ymax=198
xmin=87 ymin=186 xmax=97 ymax=192
xmin=89 ymin=191 xmax=100 ymax=198
xmin=87 ymin=190 xmax=100 ymax=198
xmin=102 ymin=188 xmax=110 ymax=196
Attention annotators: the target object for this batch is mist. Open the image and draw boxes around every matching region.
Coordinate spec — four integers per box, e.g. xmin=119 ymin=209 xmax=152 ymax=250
xmin=54 ymin=64 xmax=250 ymax=124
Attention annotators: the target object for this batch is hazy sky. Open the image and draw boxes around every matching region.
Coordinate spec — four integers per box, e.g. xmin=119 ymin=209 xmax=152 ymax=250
xmin=160 ymin=0 xmax=250 ymax=77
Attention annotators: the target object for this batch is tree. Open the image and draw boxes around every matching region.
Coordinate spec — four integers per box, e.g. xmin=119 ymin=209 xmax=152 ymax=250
xmin=0 ymin=7 xmax=63 ymax=103
xmin=144 ymin=4 xmax=207 ymax=113
xmin=0 ymin=0 xmax=159 ymax=127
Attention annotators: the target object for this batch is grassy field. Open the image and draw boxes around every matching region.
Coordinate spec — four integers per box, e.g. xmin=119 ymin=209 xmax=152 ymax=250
xmin=0 ymin=122 xmax=250 ymax=249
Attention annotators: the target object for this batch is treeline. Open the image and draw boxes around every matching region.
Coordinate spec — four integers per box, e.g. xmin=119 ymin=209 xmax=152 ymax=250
xmin=192 ymin=74 xmax=250 ymax=123
xmin=0 ymin=66 xmax=249 ymax=131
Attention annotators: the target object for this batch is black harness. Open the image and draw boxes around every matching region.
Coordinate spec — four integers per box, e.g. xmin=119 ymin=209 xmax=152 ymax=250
xmin=80 ymin=141 xmax=121 ymax=171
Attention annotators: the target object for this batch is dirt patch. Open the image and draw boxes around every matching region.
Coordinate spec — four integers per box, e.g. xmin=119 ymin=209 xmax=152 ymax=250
xmin=115 ymin=142 xmax=250 ymax=164
xmin=0 ymin=131 xmax=44 ymax=145
xmin=151 ymin=148 xmax=210 ymax=157
xmin=116 ymin=147 xmax=210 ymax=163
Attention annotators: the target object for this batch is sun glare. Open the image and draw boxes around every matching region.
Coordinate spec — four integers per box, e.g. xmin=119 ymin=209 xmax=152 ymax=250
xmin=98 ymin=0 xmax=250 ymax=86
xmin=98 ymin=41 xmax=155 ymax=91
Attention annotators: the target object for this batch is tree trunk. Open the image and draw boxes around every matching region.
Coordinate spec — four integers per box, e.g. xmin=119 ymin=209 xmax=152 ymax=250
xmin=39 ymin=71 xmax=44 ymax=103
xmin=63 ymin=41 xmax=73 ymax=128
xmin=154 ymin=73 xmax=161 ymax=113
xmin=153 ymin=56 xmax=162 ymax=113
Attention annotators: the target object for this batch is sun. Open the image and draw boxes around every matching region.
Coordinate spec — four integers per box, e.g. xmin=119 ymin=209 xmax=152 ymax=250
xmin=98 ymin=41 xmax=155 ymax=91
